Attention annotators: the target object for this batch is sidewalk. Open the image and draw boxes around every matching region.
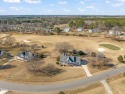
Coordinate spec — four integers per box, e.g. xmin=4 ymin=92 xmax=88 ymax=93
xmin=0 ymin=58 xmax=16 ymax=69
xmin=0 ymin=89 xmax=8 ymax=94
xmin=100 ymin=80 xmax=113 ymax=94
xmin=82 ymin=65 xmax=113 ymax=94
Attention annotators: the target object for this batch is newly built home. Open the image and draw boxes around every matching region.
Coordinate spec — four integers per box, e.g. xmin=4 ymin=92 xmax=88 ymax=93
xmin=59 ymin=54 xmax=86 ymax=66
xmin=16 ymin=51 xmax=34 ymax=61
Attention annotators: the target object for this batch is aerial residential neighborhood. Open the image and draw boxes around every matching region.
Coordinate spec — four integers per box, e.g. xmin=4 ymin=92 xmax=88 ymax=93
xmin=1 ymin=0 xmax=125 ymax=94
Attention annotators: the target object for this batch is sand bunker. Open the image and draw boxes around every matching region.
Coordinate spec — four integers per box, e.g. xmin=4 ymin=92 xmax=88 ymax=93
xmin=23 ymin=40 xmax=31 ymax=43
xmin=98 ymin=48 xmax=105 ymax=52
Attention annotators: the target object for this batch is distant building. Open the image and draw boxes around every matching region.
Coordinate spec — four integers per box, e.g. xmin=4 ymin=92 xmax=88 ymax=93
xmin=89 ymin=29 xmax=99 ymax=33
xmin=88 ymin=29 xmax=92 ymax=33
xmin=109 ymin=30 xmax=121 ymax=35
xmin=63 ymin=27 xmax=71 ymax=32
xmin=44 ymin=28 xmax=52 ymax=32
xmin=77 ymin=27 xmax=83 ymax=32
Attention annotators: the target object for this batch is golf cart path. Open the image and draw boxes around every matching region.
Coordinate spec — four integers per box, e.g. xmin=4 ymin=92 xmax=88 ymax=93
xmin=82 ymin=65 xmax=113 ymax=94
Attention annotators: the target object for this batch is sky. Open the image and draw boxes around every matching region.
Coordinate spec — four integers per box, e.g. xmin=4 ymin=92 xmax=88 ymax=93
xmin=0 ymin=0 xmax=125 ymax=15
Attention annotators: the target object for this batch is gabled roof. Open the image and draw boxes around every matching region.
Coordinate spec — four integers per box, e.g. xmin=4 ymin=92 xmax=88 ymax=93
xmin=77 ymin=27 xmax=83 ymax=31
xmin=17 ymin=51 xmax=34 ymax=61
xmin=63 ymin=27 xmax=71 ymax=32
xmin=60 ymin=54 xmax=81 ymax=66
xmin=0 ymin=50 xmax=4 ymax=56
xmin=92 ymin=28 xmax=99 ymax=32
xmin=109 ymin=30 xmax=121 ymax=35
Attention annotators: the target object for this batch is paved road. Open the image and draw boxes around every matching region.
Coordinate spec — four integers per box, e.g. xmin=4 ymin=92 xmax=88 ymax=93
xmin=0 ymin=66 xmax=125 ymax=92
xmin=82 ymin=65 xmax=113 ymax=94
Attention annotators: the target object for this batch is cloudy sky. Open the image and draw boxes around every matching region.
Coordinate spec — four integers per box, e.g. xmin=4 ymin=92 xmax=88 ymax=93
xmin=0 ymin=0 xmax=125 ymax=15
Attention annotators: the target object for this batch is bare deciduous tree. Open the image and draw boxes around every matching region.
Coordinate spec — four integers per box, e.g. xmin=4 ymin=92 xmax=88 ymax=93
xmin=89 ymin=52 xmax=112 ymax=69
xmin=0 ymin=39 xmax=3 ymax=45
xmin=20 ymin=43 xmax=31 ymax=52
xmin=27 ymin=61 xmax=42 ymax=72
xmin=28 ymin=63 xmax=64 ymax=76
xmin=31 ymin=44 xmax=40 ymax=54
xmin=41 ymin=64 xmax=64 ymax=76
xmin=55 ymin=42 xmax=73 ymax=53
xmin=4 ymin=36 xmax=16 ymax=46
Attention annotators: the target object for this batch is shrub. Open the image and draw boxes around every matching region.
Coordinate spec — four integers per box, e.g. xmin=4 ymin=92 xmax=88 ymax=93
xmin=78 ymin=34 xmax=83 ymax=37
xmin=58 ymin=91 xmax=65 ymax=94
xmin=42 ymin=45 xmax=45 ymax=48
xmin=117 ymin=55 xmax=123 ymax=63
xmin=74 ymin=54 xmax=80 ymax=56
xmin=56 ymin=62 xmax=59 ymax=65
xmin=57 ymin=56 xmax=60 ymax=61
xmin=50 ymin=32 xmax=55 ymax=35
xmin=65 ymin=33 xmax=70 ymax=36
xmin=54 ymin=27 xmax=61 ymax=33
xmin=78 ymin=50 xmax=86 ymax=55
xmin=91 ymin=52 xmax=96 ymax=57
xmin=123 ymin=72 xmax=125 ymax=76
xmin=39 ymin=53 xmax=44 ymax=58
xmin=73 ymin=50 xmax=78 ymax=54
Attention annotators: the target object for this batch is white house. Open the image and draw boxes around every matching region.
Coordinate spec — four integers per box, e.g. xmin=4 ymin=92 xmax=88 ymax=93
xmin=77 ymin=27 xmax=83 ymax=32
xmin=88 ymin=29 xmax=99 ymax=33
xmin=88 ymin=29 xmax=92 ymax=33
xmin=44 ymin=28 xmax=52 ymax=32
xmin=109 ymin=30 xmax=121 ymax=35
xmin=63 ymin=27 xmax=70 ymax=32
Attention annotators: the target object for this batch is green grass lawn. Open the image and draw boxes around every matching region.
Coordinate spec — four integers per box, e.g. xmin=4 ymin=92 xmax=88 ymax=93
xmin=99 ymin=44 xmax=121 ymax=50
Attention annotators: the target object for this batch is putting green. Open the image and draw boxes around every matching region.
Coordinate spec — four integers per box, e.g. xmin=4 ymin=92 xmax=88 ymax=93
xmin=99 ymin=44 xmax=120 ymax=50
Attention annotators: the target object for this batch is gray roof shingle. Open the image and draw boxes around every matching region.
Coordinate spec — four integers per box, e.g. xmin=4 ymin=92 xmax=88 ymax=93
xmin=60 ymin=54 xmax=81 ymax=66
xmin=17 ymin=51 xmax=34 ymax=61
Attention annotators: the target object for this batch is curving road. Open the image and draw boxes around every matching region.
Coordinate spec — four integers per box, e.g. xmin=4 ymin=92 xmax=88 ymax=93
xmin=0 ymin=66 xmax=125 ymax=92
